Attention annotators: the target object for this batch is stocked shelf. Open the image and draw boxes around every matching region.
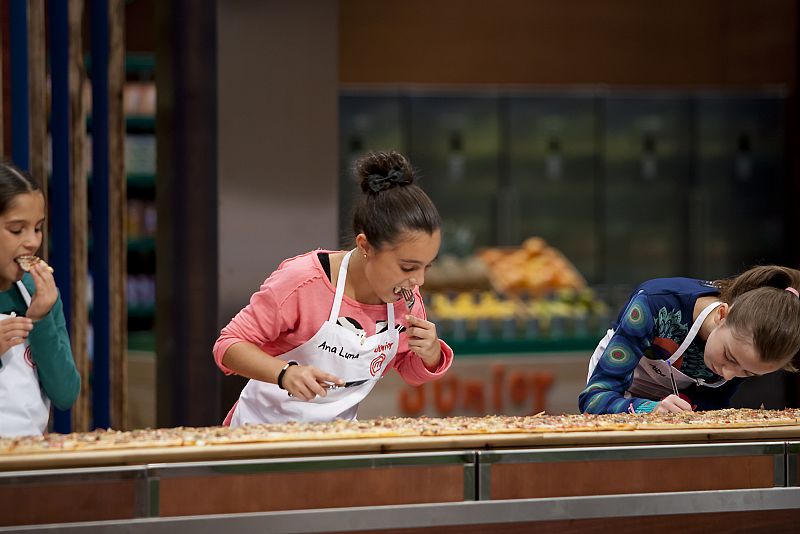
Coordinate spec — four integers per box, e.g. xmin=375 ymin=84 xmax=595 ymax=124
xmin=123 ymin=56 xmax=157 ymax=340
xmin=87 ymin=173 xmax=155 ymax=188
xmin=126 ymin=237 xmax=155 ymax=254
xmin=127 ymin=330 xmax=155 ymax=352
xmin=124 ymin=116 xmax=155 ymax=132
xmin=88 ymin=237 xmax=154 ymax=253
xmin=85 ymin=52 xmax=155 ymax=74
xmin=89 ymin=305 xmax=154 ymax=320
xmin=126 ymin=172 xmax=155 ymax=189
xmin=86 ymin=116 xmax=155 ymax=132
xmin=418 ymin=236 xmax=610 ymax=352
xmin=127 ymin=304 xmax=155 ymax=319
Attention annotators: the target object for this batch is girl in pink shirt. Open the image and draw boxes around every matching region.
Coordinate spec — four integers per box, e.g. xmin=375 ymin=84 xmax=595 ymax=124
xmin=213 ymin=151 xmax=453 ymax=425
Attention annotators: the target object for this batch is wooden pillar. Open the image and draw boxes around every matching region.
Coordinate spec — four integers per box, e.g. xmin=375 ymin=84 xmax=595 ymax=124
xmin=2 ymin=0 xmax=13 ymax=155
xmin=68 ymin=0 xmax=90 ymax=432
xmin=27 ymin=0 xmax=45 ymax=209
xmin=155 ymin=0 xmax=220 ymax=427
xmin=0 ymin=1 xmax=3 ymax=156
xmin=790 ymin=5 xmax=800 ymax=408
xmin=108 ymin=0 xmax=127 ymax=429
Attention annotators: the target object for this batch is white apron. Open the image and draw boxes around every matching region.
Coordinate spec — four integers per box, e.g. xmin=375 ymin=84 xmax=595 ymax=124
xmin=231 ymin=250 xmax=400 ymax=425
xmin=587 ymin=298 xmax=728 ymax=401
xmin=0 ymin=282 xmax=50 ymax=437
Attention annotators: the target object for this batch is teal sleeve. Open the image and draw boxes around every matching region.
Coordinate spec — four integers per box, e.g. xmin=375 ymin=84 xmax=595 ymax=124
xmin=27 ymin=288 xmax=81 ymax=410
xmin=635 ymin=400 xmax=658 ymax=413
xmin=578 ymin=292 xmax=657 ymax=414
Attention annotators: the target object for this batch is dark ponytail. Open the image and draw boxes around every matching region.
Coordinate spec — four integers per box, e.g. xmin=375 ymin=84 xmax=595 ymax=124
xmin=351 ymin=151 xmax=441 ymax=250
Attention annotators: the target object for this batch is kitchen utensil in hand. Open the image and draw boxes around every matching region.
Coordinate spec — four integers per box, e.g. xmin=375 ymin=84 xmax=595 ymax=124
xmin=324 ymin=379 xmax=369 ymax=389
xmin=400 ymin=287 xmax=415 ymax=311
xmin=667 ymin=361 xmax=680 ymax=397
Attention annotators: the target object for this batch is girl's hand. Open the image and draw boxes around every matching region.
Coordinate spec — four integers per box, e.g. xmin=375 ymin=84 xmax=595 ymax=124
xmin=26 ymin=261 xmax=58 ymax=322
xmin=655 ymin=394 xmax=694 ymax=413
xmin=282 ymin=364 xmax=343 ymax=401
xmin=0 ymin=316 xmax=34 ymax=354
xmin=405 ymin=315 xmax=442 ymax=370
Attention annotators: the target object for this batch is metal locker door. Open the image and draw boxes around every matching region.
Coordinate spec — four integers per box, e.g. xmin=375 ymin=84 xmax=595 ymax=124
xmin=408 ymin=95 xmax=500 ymax=254
xmin=692 ymin=93 xmax=787 ymax=279
xmin=339 ymin=94 xmax=405 ymax=246
xmin=507 ymin=93 xmax=599 ymax=284
xmin=602 ymin=94 xmax=692 ymax=291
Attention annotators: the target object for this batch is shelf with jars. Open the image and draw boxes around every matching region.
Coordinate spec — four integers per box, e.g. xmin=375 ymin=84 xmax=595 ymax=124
xmin=86 ymin=54 xmax=157 ymax=347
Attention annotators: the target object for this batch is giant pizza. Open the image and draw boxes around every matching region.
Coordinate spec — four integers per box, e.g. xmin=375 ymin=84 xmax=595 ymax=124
xmin=2 ymin=408 xmax=799 ymax=455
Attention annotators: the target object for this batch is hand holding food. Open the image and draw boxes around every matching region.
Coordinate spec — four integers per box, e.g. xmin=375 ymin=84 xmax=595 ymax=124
xmin=25 ymin=261 xmax=58 ymax=322
xmin=16 ymin=255 xmax=54 ymax=273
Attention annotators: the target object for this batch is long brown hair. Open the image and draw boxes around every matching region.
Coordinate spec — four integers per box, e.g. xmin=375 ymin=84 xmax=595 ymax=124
xmin=350 ymin=151 xmax=441 ymax=250
xmin=715 ymin=265 xmax=800 ymax=371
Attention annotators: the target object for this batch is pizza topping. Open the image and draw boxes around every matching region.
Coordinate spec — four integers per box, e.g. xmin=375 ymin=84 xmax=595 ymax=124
xmin=1 ymin=408 xmax=798 ymax=455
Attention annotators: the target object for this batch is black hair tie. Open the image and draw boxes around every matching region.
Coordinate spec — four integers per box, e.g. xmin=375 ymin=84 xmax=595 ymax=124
xmin=367 ymin=168 xmax=405 ymax=193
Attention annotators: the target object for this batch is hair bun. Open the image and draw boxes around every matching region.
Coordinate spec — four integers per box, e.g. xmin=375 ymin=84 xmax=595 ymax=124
xmin=357 ymin=151 xmax=414 ymax=194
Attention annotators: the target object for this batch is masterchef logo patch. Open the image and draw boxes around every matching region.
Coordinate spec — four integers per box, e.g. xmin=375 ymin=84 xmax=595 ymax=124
xmin=370 ymin=353 xmax=386 ymax=376
xmin=24 ymin=346 xmax=35 ymax=368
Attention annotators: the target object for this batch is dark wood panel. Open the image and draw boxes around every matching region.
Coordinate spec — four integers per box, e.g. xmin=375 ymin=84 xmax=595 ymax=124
xmin=0 ymin=480 xmax=136 ymax=526
xmin=68 ymin=0 xmax=90 ymax=433
xmin=0 ymin=0 xmax=7 ymax=155
xmin=108 ymin=0 xmax=128 ymax=431
xmin=155 ymin=0 xmax=221 ymax=428
xmin=490 ymin=455 xmax=774 ymax=499
xmin=159 ymin=465 xmax=465 ymax=516
xmin=27 ymin=0 xmax=46 ymax=209
xmin=340 ymin=0 xmax=796 ymax=87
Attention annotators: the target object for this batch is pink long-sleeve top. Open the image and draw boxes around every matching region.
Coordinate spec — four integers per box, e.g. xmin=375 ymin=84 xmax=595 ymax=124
xmin=213 ymin=250 xmax=453 ymax=384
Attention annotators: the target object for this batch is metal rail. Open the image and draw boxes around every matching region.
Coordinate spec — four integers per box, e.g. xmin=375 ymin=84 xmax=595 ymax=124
xmin=2 ymin=487 xmax=798 ymax=533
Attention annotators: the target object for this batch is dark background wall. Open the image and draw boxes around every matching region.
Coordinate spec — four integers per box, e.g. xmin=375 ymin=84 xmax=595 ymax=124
xmin=339 ymin=0 xmax=797 ymax=88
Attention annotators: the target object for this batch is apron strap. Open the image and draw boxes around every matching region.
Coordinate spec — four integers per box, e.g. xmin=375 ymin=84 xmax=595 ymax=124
xmin=327 ymin=250 xmax=396 ymax=328
xmin=15 ymin=281 xmax=32 ymax=307
xmin=386 ymin=295 xmax=395 ymax=327
xmin=668 ymin=301 xmax=721 ymax=364
xmin=328 ymin=250 xmax=353 ymax=322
